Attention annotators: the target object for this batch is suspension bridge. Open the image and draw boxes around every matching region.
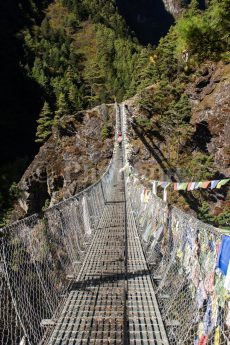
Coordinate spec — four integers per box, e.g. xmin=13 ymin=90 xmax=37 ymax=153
xmin=0 ymin=104 xmax=229 ymax=345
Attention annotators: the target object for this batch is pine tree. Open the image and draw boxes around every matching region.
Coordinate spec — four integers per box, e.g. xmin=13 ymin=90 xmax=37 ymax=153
xmin=36 ymin=101 xmax=53 ymax=143
xmin=54 ymin=93 xmax=69 ymax=124
xmin=68 ymin=84 xmax=84 ymax=110
xmin=187 ymin=0 xmax=200 ymax=16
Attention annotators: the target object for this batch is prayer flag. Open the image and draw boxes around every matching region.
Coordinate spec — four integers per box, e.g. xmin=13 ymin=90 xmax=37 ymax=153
xmin=178 ymin=182 xmax=188 ymax=190
xmin=199 ymin=335 xmax=208 ymax=345
xmin=187 ymin=182 xmax=193 ymax=191
xmin=214 ymin=326 xmax=220 ymax=345
xmin=217 ymin=236 xmax=230 ymax=275
xmin=151 ymin=181 xmax=157 ymax=195
xmin=160 ymin=182 xmax=171 ymax=188
xmin=201 ymin=181 xmax=211 ymax=189
xmin=216 ymin=178 xmax=230 ymax=189
xmin=144 ymin=189 xmax=151 ymax=202
xmin=197 ymin=181 xmax=204 ymax=189
xmin=194 ymin=182 xmax=200 ymax=190
xmin=174 ymin=183 xmax=178 ymax=191
xmin=140 ymin=189 xmax=145 ymax=203
xmin=165 ymin=182 xmax=171 ymax=188
xmin=161 ymin=182 xmax=168 ymax=188
xmin=211 ymin=180 xmax=220 ymax=189
xmin=150 ymin=178 xmax=229 ymax=193
xmin=224 ymin=261 xmax=230 ymax=292
xmin=190 ymin=182 xmax=196 ymax=191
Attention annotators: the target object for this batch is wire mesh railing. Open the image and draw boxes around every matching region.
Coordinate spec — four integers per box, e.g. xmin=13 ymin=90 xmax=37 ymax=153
xmin=1 ymin=102 xmax=229 ymax=345
xmin=0 ymin=144 xmax=117 ymax=345
xmin=122 ymin=103 xmax=230 ymax=345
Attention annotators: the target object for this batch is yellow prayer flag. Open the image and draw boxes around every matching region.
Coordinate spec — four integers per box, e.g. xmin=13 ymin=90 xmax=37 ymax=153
xmin=214 ymin=326 xmax=220 ymax=345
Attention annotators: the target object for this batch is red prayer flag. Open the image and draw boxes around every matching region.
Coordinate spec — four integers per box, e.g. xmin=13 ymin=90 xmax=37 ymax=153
xmin=174 ymin=183 xmax=178 ymax=191
xmin=199 ymin=335 xmax=208 ymax=345
xmin=201 ymin=181 xmax=211 ymax=189
xmin=187 ymin=182 xmax=193 ymax=191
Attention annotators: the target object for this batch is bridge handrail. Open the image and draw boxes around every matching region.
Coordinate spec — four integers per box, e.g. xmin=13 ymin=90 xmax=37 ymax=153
xmin=122 ymin=102 xmax=230 ymax=345
xmin=0 ymin=104 xmax=120 ymax=233
xmin=0 ymin=104 xmax=120 ymax=345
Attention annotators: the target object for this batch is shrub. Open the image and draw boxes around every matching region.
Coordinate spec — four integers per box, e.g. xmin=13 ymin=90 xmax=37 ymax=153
xmin=101 ymin=123 xmax=112 ymax=140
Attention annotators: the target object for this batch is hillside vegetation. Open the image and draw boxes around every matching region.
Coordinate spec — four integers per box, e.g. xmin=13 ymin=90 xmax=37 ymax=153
xmin=125 ymin=0 xmax=230 ymax=227
xmin=24 ymin=0 xmax=145 ymax=143
xmin=23 ymin=0 xmax=229 ymax=144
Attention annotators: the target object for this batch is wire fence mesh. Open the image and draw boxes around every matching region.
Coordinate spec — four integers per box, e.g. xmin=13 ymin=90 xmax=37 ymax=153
xmin=1 ymin=103 xmax=229 ymax=345
xmin=0 ymin=154 xmax=115 ymax=345
xmin=122 ymin=102 xmax=230 ymax=345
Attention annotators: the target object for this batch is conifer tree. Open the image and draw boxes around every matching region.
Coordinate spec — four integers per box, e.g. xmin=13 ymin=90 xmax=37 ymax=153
xmin=54 ymin=92 xmax=69 ymax=124
xmin=187 ymin=0 xmax=200 ymax=16
xmin=36 ymin=101 xmax=53 ymax=143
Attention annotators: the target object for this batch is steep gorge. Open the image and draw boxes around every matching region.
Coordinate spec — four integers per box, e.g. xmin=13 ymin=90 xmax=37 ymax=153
xmin=116 ymin=0 xmax=175 ymax=45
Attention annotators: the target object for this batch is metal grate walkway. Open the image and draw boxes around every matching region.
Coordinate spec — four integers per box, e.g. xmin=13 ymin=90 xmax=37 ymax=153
xmin=46 ymin=148 xmax=168 ymax=345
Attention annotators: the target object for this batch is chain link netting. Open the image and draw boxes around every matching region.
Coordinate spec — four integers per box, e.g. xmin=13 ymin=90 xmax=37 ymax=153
xmin=122 ymin=103 xmax=230 ymax=345
xmin=0 ymin=151 xmax=116 ymax=345
xmin=1 ymin=103 xmax=229 ymax=345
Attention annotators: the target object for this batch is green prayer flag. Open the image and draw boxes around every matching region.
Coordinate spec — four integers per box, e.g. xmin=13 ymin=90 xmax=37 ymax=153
xmin=217 ymin=179 xmax=230 ymax=189
xmin=178 ymin=183 xmax=188 ymax=190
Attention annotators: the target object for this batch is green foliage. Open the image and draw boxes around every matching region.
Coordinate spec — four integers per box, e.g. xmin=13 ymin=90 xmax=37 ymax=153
xmin=24 ymin=0 xmax=145 ymax=135
xmin=24 ymin=3 xmax=86 ymax=118
xmin=197 ymin=201 xmax=215 ymax=224
xmin=216 ymin=207 xmax=230 ymax=229
xmin=0 ymin=157 xmax=29 ymax=226
xmin=81 ymin=0 xmax=129 ymax=36
xmin=186 ymin=152 xmax=215 ymax=180
xmin=101 ymin=123 xmax=112 ymax=141
xmin=198 ymin=202 xmax=230 ymax=229
xmin=36 ymin=101 xmax=53 ymax=143
xmin=42 ymin=198 xmax=51 ymax=212
xmin=139 ymin=79 xmax=191 ymax=137
xmin=174 ymin=0 xmax=230 ymax=62
xmin=54 ymin=93 xmax=69 ymax=123
xmin=135 ymin=29 xmax=178 ymax=90
xmin=0 ymin=181 xmax=22 ymax=226
xmin=9 ymin=182 xmax=22 ymax=200
xmin=135 ymin=117 xmax=152 ymax=132
xmin=134 ymin=0 xmax=230 ymax=91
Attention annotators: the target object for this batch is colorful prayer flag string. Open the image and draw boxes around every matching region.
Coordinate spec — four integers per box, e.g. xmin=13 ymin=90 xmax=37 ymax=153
xmin=152 ymin=178 xmax=229 ymax=192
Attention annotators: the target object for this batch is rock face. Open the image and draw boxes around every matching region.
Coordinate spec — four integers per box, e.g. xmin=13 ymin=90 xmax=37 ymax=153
xmin=187 ymin=62 xmax=230 ymax=177
xmin=124 ymin=62 xmax=230 ymax=221
xmin=162 ymin=0 xmax=182 ymax=17
xmin=126 ymin=62 xmax=230 ymax=180
xmin=11 ymin=104 xmax=115 ymax=221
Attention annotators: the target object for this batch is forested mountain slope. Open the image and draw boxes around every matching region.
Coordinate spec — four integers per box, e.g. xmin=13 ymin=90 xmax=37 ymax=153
xmin=0 ymin=0 xmax=144 ymax=222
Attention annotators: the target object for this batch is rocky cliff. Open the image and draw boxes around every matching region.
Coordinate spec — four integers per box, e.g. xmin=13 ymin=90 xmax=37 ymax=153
xmin=124 ymin=61 xmax=230 ymax=223
xmin=11 ymin=104 xmax=115 ymax=221
xmin=162 ymin=0 xmax=182 ymax=17
xmin=10 ymin=61 xmax=230 ymax=226
xmin=187 ymin=62 xmax=230 ymax=177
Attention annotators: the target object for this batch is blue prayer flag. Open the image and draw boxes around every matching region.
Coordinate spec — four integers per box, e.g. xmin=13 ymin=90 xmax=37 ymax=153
xmin=217 ymin=236 xmax=230 ymax=275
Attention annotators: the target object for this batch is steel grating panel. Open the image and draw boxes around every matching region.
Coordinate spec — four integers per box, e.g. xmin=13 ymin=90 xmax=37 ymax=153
xmin=46 ymin=148 xmax=168 ymax=345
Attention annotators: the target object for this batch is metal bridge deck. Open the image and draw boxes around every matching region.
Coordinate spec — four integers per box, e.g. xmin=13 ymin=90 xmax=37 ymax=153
xmin=47 ymin=150 xmax=168 ymax=345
